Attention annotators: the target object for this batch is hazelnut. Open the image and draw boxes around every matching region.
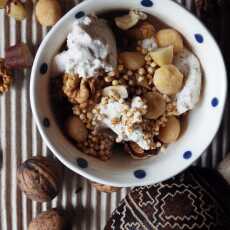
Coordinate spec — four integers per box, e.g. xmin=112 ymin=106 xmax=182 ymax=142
xmin=65 ymin=116 xmax=88 ymax=142
xmin=35 ymin=0 xmax=62 ymax=26
xmin=28 ymin=209 xmax=66 ymax=230
xmin=17 ymin=156 xmax=63 ymax=202
xmin=91 ymin=182 xmax=120 ymax=193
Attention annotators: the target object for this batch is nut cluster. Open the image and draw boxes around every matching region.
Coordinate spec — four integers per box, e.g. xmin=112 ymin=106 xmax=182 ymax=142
xmin=0 ymin=58 xmax=12 ymax=94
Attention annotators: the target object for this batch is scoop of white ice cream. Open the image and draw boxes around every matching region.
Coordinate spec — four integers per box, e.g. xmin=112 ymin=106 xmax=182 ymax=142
xmin=141 ymin=37 xmax=158 ymax=51
xmin=174 ymin=48 xmax=202 ymax=114
xmin=52 ymin=16 xmax=117 ymax=78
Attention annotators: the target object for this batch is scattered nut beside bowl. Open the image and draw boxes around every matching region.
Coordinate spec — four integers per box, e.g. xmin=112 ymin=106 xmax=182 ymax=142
xmin=17 ymin=156 xmax=63 ymax=202
xmin=28 ymin=209 xmax=67 ymax=230
xmin=35 ymin=0 xmax=62 ymax=26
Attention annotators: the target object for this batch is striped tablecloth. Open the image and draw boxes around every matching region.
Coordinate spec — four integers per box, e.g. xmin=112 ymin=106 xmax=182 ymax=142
xmin=0 ymin=0 xmax=229 ymax=229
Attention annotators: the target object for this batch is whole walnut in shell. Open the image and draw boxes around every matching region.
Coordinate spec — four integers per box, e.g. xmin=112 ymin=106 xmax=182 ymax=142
xmin=28 ymin=209 xmax=66 ymax=230
xmin=17 ymin=156 xmax=63 ymax=202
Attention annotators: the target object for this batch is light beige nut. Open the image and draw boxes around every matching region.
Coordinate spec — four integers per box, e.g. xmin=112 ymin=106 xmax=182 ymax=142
xmin=17 ymin=156 xmax=63 ymax=202
xmin=35 ymin=0 xmax=61 ymax=26
xmin=149 ymin=45 xmax=173 ymax=66
xmin=156 ymin=29 xmax=183 ymax=53
xmin=0 ymin=0 xmax=6 ymax=9
xmin=6 ymin=0 xmax=27 ymax=21
xmin=153 ymin=64 xmax=184 ymax=95
xmin=144 ymin=92 xmax=166 ymax=119
xmin=159 ymin=116 xmax=181 ymax=143
xmin=120 ymin=52 xmax=145 ymax=71
xmin=0 ymin=58 xmax=12 ymax=94
xmin=115 ymin=10 xmax=147 ymax=30
xmin=76 ymin=80 xmax=89 ymax=104
xmin=91 ymin=182 xmax=120 ymax=193
xmin=65 ymin=116 xmax=88 ymax=142
xmin=28 ymin=209 xmax=66 ymax=230
xmin=127 ymin=21 xmax=156 ymax=40
xmin=102 ymin=85 xmax=128 ymax=99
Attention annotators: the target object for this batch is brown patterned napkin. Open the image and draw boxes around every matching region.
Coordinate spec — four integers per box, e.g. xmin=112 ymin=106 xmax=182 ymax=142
xmin=105 ymin=167 xmax=230 ymax=230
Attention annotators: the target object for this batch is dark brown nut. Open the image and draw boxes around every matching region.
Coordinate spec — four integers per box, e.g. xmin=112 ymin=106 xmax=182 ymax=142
xmin=17 ymin=156 xmax=63 ymax=202
xmin=65 ymin=116 xmax=88 ymax=142
xmin=126 ymin=21 xmax=156 ymax=40
xmin=91 ymin=182 xmax=120 ymax=193
xmin=124 ymin=142 xmax=156 ymax=160
xmin=28 ymin=209 xmax=66 ymax=230
xmin=5 ymin=43 xmax=33 ymax=69
xmin=0 ymin=58 xmax=13 ymax=94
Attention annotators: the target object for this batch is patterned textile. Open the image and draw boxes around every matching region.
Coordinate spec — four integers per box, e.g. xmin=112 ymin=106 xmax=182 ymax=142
xmin=105 ymin=167 xmax=230 ymax=230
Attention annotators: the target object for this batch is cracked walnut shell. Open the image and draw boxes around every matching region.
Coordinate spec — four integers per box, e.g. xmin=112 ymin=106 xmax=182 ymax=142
xmin=17 ymin=156 xmax=63 ymax=202
xmin=0 ymin=58 xmax=12 ymax=94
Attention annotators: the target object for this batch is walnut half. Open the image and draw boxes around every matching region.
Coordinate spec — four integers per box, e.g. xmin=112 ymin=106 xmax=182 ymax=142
xmin=0 ymin=58 xmax=12 ymax=94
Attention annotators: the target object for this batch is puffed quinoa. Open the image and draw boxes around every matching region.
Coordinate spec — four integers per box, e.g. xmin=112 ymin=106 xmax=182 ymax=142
xmin=112 ymin=80 xmax=119 ymax=86
xmin=127 ymin=70 xmax=133 ymax=76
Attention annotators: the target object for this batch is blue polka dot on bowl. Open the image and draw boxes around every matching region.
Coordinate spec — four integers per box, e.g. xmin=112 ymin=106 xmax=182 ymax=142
xmin=141 ymin=0 xmax=153 ymax=7
xmin=134 ymin=169 xmax=146 ymax=179
xmin=211 ymin=98 xmax=219 ymax=107
xmin=77 ymin=158 xmax=88 ymax=169
xmin=183 ymin=151 xmax=192 ymax=160
xmin=75 ymin=11 xmax=85 ymax=19
xmin=194 ymin=34 xmax=204 ymax=43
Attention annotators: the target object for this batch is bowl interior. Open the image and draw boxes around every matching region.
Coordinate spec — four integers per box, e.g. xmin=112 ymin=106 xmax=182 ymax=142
xmin=30 ymin=0 xmax=227 ymax=187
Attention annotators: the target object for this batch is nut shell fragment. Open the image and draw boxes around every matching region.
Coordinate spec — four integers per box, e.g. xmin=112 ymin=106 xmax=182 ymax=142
xmin=91 ymin=182 xmax=120 ymax=193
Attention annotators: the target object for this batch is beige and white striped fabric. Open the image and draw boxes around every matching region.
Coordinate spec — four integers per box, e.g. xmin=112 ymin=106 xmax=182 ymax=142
xmin=0 ymin=0 xmax=229 ymax=229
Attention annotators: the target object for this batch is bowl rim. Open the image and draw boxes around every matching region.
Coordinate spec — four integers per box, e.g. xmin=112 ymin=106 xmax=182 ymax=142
xmin=30 ymin=0 xmax=227 ymax=187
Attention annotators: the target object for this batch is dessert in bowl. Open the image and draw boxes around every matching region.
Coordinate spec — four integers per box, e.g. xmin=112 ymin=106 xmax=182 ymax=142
xmin=30 ymin=0 xmax=227 ymax=187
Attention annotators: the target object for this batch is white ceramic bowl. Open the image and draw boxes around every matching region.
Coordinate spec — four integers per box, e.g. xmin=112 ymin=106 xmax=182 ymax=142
xmin=30 ymin=0 xmax=227 ymax=187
